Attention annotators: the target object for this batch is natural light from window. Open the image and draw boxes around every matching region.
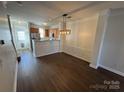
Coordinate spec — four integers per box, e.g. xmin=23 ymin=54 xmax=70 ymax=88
xmin=39 ymin=28 xmax=45 ymax=38
xmin=17 ymin=31 xmax=25 ymax=40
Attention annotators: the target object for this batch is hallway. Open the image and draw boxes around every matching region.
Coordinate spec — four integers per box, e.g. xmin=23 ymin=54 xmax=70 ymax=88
xmin=17 ymin=52 xmax=124 ymax=92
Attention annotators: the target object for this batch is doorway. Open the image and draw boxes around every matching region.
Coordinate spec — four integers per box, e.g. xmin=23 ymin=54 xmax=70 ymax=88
xmin=11 ymin=18 xmax=31 ymax=55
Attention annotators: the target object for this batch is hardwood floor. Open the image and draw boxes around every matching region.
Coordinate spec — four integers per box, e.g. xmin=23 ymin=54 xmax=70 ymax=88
xmin=17 ymin=52 xmax=124 ymax=92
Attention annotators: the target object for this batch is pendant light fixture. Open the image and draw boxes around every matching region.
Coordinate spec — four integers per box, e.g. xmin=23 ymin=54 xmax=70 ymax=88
xmin=60 ymin=14 xmax=71 ymax=35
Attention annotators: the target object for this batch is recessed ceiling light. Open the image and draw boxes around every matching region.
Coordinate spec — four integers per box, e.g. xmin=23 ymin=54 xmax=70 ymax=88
xmin=43 ymin=22 xmax=47 ymax=26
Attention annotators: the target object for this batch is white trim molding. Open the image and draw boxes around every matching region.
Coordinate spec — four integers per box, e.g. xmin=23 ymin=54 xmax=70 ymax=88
xmin=92 ymin=9 xmax=110 ymax=69
xmin=89 ymin=64 xmax=98 ymax=69
xmin=100 ymin=65 xmax=124 ymax=77
xmin=13 ymin=62 xmax=18 ymax=92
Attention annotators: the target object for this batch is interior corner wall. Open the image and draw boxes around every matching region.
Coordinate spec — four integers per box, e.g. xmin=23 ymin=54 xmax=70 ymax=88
xmin=90 ymin=10 xmax=110 ymax=68
xmin=98 ymin=8 xmax=124 ymax=74
xmin=62 ymin=14 xmax=99 ymax=62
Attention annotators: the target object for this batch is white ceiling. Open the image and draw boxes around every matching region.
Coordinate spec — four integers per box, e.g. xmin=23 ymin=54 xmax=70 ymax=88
xmin=0 ymin=1 xmax=124 ymax=26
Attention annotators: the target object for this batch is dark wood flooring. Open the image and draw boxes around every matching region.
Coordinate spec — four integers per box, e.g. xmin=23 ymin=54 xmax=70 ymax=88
xmin=17 ymin=52 xmax=124 ymax=92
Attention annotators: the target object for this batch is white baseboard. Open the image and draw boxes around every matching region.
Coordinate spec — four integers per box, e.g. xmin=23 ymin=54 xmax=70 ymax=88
xmin=63 ymin=45 xmax=91 ymax=63
xmin=99 ymin=65 xmax=124 ymax=77
xmin=13 ymin=62 xmax=18 ymax=92
xmin=89 ymin=64 xmax=98 ymax=69
xmin=63 ymin=51 xmax=90 ymax=63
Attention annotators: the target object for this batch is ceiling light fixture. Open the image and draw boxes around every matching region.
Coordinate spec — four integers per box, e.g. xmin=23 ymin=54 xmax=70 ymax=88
xmin=60 ymin=14 xmax=71 ymax=35
xmin=43 ymin=22 xmax=47 ymax=26
xmin=16 ymin=1 xmax=23 ymax=6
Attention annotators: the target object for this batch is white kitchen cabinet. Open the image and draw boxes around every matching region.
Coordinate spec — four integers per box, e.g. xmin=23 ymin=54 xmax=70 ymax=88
xmin=32 ymin=40 xmax=60 ymax=57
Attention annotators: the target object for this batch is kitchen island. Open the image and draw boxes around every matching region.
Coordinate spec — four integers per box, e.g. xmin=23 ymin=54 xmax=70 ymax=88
xmin=32 ymin=39 xmax=61 ymax=57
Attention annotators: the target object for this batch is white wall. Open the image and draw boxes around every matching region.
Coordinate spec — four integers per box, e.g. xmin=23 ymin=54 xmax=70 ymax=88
xmin=63 ymin=14 xmax=99 ymax=62
xmin=90 ymin=10 xmax=110 ymax=68
xmin=0 ymin=16 xmax=17 ymax=91
xmin=0 ymin=17 xmax=11 ymax=41
xmin=99 ymin=8 xmax=124 ymax=74
xmin=0 ymin=42 xmax=17 ymax=91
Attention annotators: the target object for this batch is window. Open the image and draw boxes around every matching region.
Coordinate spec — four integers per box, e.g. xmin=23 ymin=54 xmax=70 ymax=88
xmin=39 ymin=28 xmax=45 ymax=38
xmin=17 ymin=31 xmax=25 ymax=40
